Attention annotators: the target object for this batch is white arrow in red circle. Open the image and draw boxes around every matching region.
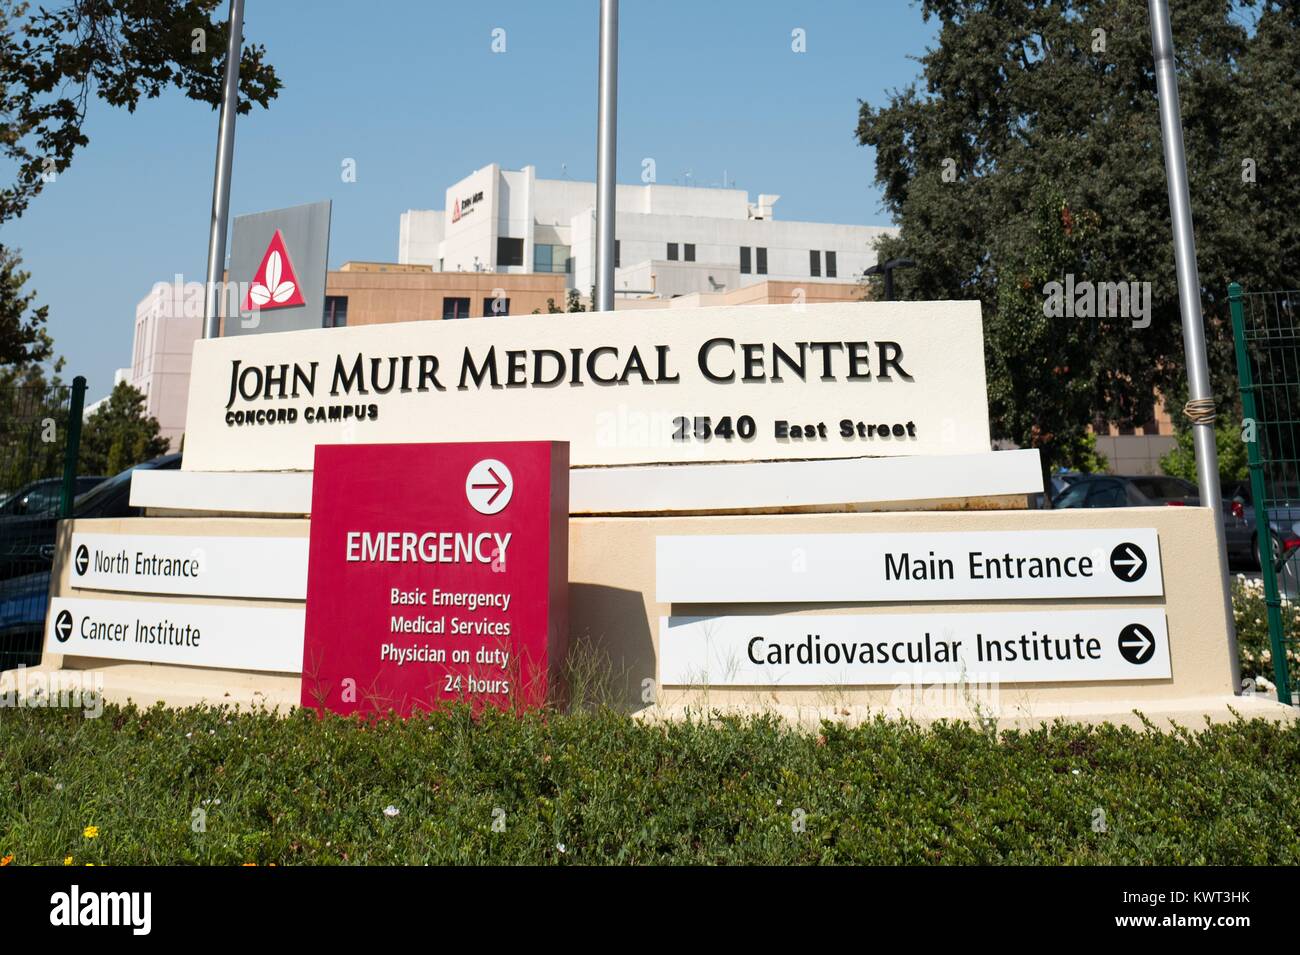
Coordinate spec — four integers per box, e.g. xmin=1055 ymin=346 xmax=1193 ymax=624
xmin=466 ymin=459 xmax=513 ymax=515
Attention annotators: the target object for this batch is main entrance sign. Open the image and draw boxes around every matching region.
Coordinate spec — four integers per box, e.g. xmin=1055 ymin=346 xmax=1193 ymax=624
xmin=300 ymin=441 xmax=568 ymax=716
xmin=182 ymin=300 xmax=990 ymax=471
xmin=656 ymin=529 xmax=1164 ymax=603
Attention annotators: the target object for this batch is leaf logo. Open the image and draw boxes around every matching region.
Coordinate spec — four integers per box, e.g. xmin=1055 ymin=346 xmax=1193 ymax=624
xmin=243 ymin=229 xmax=306 ymax=311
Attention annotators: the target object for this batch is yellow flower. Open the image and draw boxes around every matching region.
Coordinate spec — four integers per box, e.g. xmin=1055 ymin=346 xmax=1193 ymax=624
xmin=83 ymin=826 xmax=99 ymax=839
xmin=63 ymin=856 xmax=73 ymax=866
xmin=0 ymin=854 xmax=12 ymax=866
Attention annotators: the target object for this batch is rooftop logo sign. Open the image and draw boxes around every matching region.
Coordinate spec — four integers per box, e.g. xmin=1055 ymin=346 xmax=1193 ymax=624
xmin=225 ymin=200 xmax=331 ymax=337
xmin=243 ymin=229 xmax=305 ymax=311
xmin=450 ymin=190 xmax=484 ymax=224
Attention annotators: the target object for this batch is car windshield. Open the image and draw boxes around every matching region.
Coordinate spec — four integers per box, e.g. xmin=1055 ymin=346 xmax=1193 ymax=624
xmin=72 ymin=456 xmax=178 ymax=516
xmin=72 ymin=468 xmax=133 ymax=516
xmin=1051 ymin=483 xmax=1092 ymax=509
xmin=1129 ymin=477 xmax=1194 ymax=501
xmin=0 ymin=480 xmax=58 ymax=516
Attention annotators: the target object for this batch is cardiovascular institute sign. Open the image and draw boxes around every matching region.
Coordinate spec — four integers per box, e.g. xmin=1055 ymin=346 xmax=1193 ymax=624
xmin=182 ymin=300 xmax=991 ymax=471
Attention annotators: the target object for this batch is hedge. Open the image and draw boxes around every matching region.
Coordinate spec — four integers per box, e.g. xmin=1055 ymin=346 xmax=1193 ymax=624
xmin=2 ymin=703 xmax=1298 ymax=865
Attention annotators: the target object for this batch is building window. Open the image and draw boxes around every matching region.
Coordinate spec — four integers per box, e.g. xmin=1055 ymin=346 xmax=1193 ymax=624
xmin=740 ymin=247 xmax=752 ymax=274
xmin=497 ymin=236 xmax=524 ymax=268
xmin=323 ymin=296 xmax=348 ymax=328
xmin=684 ymin=243 xmax=696 ymax=262
xmin=442 ymin=297 xmax=471 ymax=320
xmin=534 ymin=243 xmax=572 ymax=274
xmin=484 ymin=297 xmax=510 ymax=317
xmin=667 ymin=242 xmax=679 ymax=261
xmin=810 ymin=250 xmax=822 ymax=277
xmin=756 ymin=247 xmax=768 ymax=275
xmin=615 ymin=240 xmax=621 ymax=268
xmin=826 ymin=251 xmax=837 ymax=278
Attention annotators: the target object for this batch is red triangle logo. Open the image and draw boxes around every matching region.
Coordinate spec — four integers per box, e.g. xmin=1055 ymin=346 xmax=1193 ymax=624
xmin=244 ymin=229 xmax=306 ymax=311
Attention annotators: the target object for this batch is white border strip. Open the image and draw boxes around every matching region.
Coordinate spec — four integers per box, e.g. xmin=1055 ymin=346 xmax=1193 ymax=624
xmin=131 ymin=450 xmax=1042 ymax=516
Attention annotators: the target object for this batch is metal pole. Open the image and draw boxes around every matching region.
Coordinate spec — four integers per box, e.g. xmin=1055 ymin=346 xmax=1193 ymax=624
xmin=1148 ymin=0 xmax=1241 ymax=691
xmin=59 ymin=376 xmax=86 ymax=519
xmin=594 ymin=0 xmax=618 ymax=313
xmin=203 ymin=0 xmax=245 ymax=339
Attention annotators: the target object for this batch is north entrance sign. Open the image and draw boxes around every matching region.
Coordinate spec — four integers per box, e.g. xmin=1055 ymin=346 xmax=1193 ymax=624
xmin=182 ymin=300 xmax=990 ymax=471
xmin=300 ymin=441 xmax=568 ymax=716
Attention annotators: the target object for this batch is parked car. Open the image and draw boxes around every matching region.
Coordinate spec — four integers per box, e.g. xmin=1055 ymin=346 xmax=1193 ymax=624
xmin=1029 ymin=470 xmax=1081 ymax=509
xmin=1051 ymin=473 xmax=1298 ymax=569
xmin=0 ymin=475 xmax=108 ymax=517
xmin=1221 ymin=480 xmax=1300 ymax=571
xmin=1049 ymin=474 xmax=1194 ymax=509
xmin=0 ymin=454 xmax=181 ymax=672
xmin=0 ymin=569 xmax=54 ymax=670
xmin=0 ymin=454 xmax=180 ymax=584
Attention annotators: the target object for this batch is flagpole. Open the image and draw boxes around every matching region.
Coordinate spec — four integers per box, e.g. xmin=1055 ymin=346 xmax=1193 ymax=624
xmin=1148 ymin=0 xmax=1240 ymax=691
xmin=203 ymin=0 xmax=245 ymax=339
xmin=594 ymin=0 xmax=618 ymax=313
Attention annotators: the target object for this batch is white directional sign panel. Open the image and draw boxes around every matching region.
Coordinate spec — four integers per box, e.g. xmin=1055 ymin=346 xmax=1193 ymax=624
xmin=45 ymin=597 xmax=304 ymax=673
xmin=70 ymin=533 xmax=308 ymax=599
xmin=659 ymin=609 xmax=1171 ymax=686
xmin=656 ymin=529 xmax=1163 ymax=603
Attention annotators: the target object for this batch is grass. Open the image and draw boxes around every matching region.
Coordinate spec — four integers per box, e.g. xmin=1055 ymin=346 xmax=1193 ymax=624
xmin=2 ymin=702 xmax=1299 ymax=865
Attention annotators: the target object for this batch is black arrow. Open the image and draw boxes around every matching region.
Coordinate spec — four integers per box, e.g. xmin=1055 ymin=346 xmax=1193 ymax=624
xmin=74 ymin=544 xmax=89 ymax=576
xmin=1109 ymin=542 xmax=1148 ymax=582
xmin=54 ymin=609 xmax=73 ymax=643
xmin=1118 ymin=623 xmax=1155 ymax=664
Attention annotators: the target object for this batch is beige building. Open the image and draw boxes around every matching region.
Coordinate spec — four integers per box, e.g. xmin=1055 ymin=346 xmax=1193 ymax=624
xmin=128 ymin=285 xmax=203 ymax=449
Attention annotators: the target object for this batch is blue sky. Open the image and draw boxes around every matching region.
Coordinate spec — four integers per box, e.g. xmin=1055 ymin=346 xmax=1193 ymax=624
xmin=4 ymin=1 xmax=938 ymax=397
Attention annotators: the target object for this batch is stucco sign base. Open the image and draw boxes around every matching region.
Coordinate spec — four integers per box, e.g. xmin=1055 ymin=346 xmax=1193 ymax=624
xmin=31 ymin=508 xmax=1297 ymax=729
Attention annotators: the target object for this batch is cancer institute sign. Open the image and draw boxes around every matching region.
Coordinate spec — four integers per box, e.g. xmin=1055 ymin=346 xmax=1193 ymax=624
xmin=182 ymin=300 xmax=990 ymax=471
xmin=300 ymin=442 xmax=568 ymax=716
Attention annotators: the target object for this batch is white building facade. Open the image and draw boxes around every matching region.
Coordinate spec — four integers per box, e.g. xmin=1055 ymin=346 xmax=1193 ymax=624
xmin=398 ymin=163 xmax=896 ymax=299
xmin=126 ymin=282 xmax=202 ymax=450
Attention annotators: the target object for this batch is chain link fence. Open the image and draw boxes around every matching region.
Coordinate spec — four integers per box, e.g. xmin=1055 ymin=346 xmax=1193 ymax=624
xmin=0 ymin=376 xmax=85 ymax=671
xmin=1229 ymin=284 xmax=1300 ymax=704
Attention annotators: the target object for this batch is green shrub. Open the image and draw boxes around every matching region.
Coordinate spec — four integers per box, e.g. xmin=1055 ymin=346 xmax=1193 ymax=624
xmin=1 ymin=703 xmax=1298 ymax=865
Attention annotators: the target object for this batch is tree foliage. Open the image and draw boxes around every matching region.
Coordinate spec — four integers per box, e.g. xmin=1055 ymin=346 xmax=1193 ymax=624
xmin=79 ymin=380 xmax=170 ymax=475
xmin=0 ymin=244 xmax=52 ymax=366
xmin=0 ymin=0 xmax=280 ymax=224
xmin=857 ymin=0 xmax=1300 ymax=471
xmin=1160 ymin=417 xmax=1249 ymax=485
xmin=0 ymin=0 xmax=280 ymax=368
xmin=0 ymin=359 xmax=66 ymax=492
